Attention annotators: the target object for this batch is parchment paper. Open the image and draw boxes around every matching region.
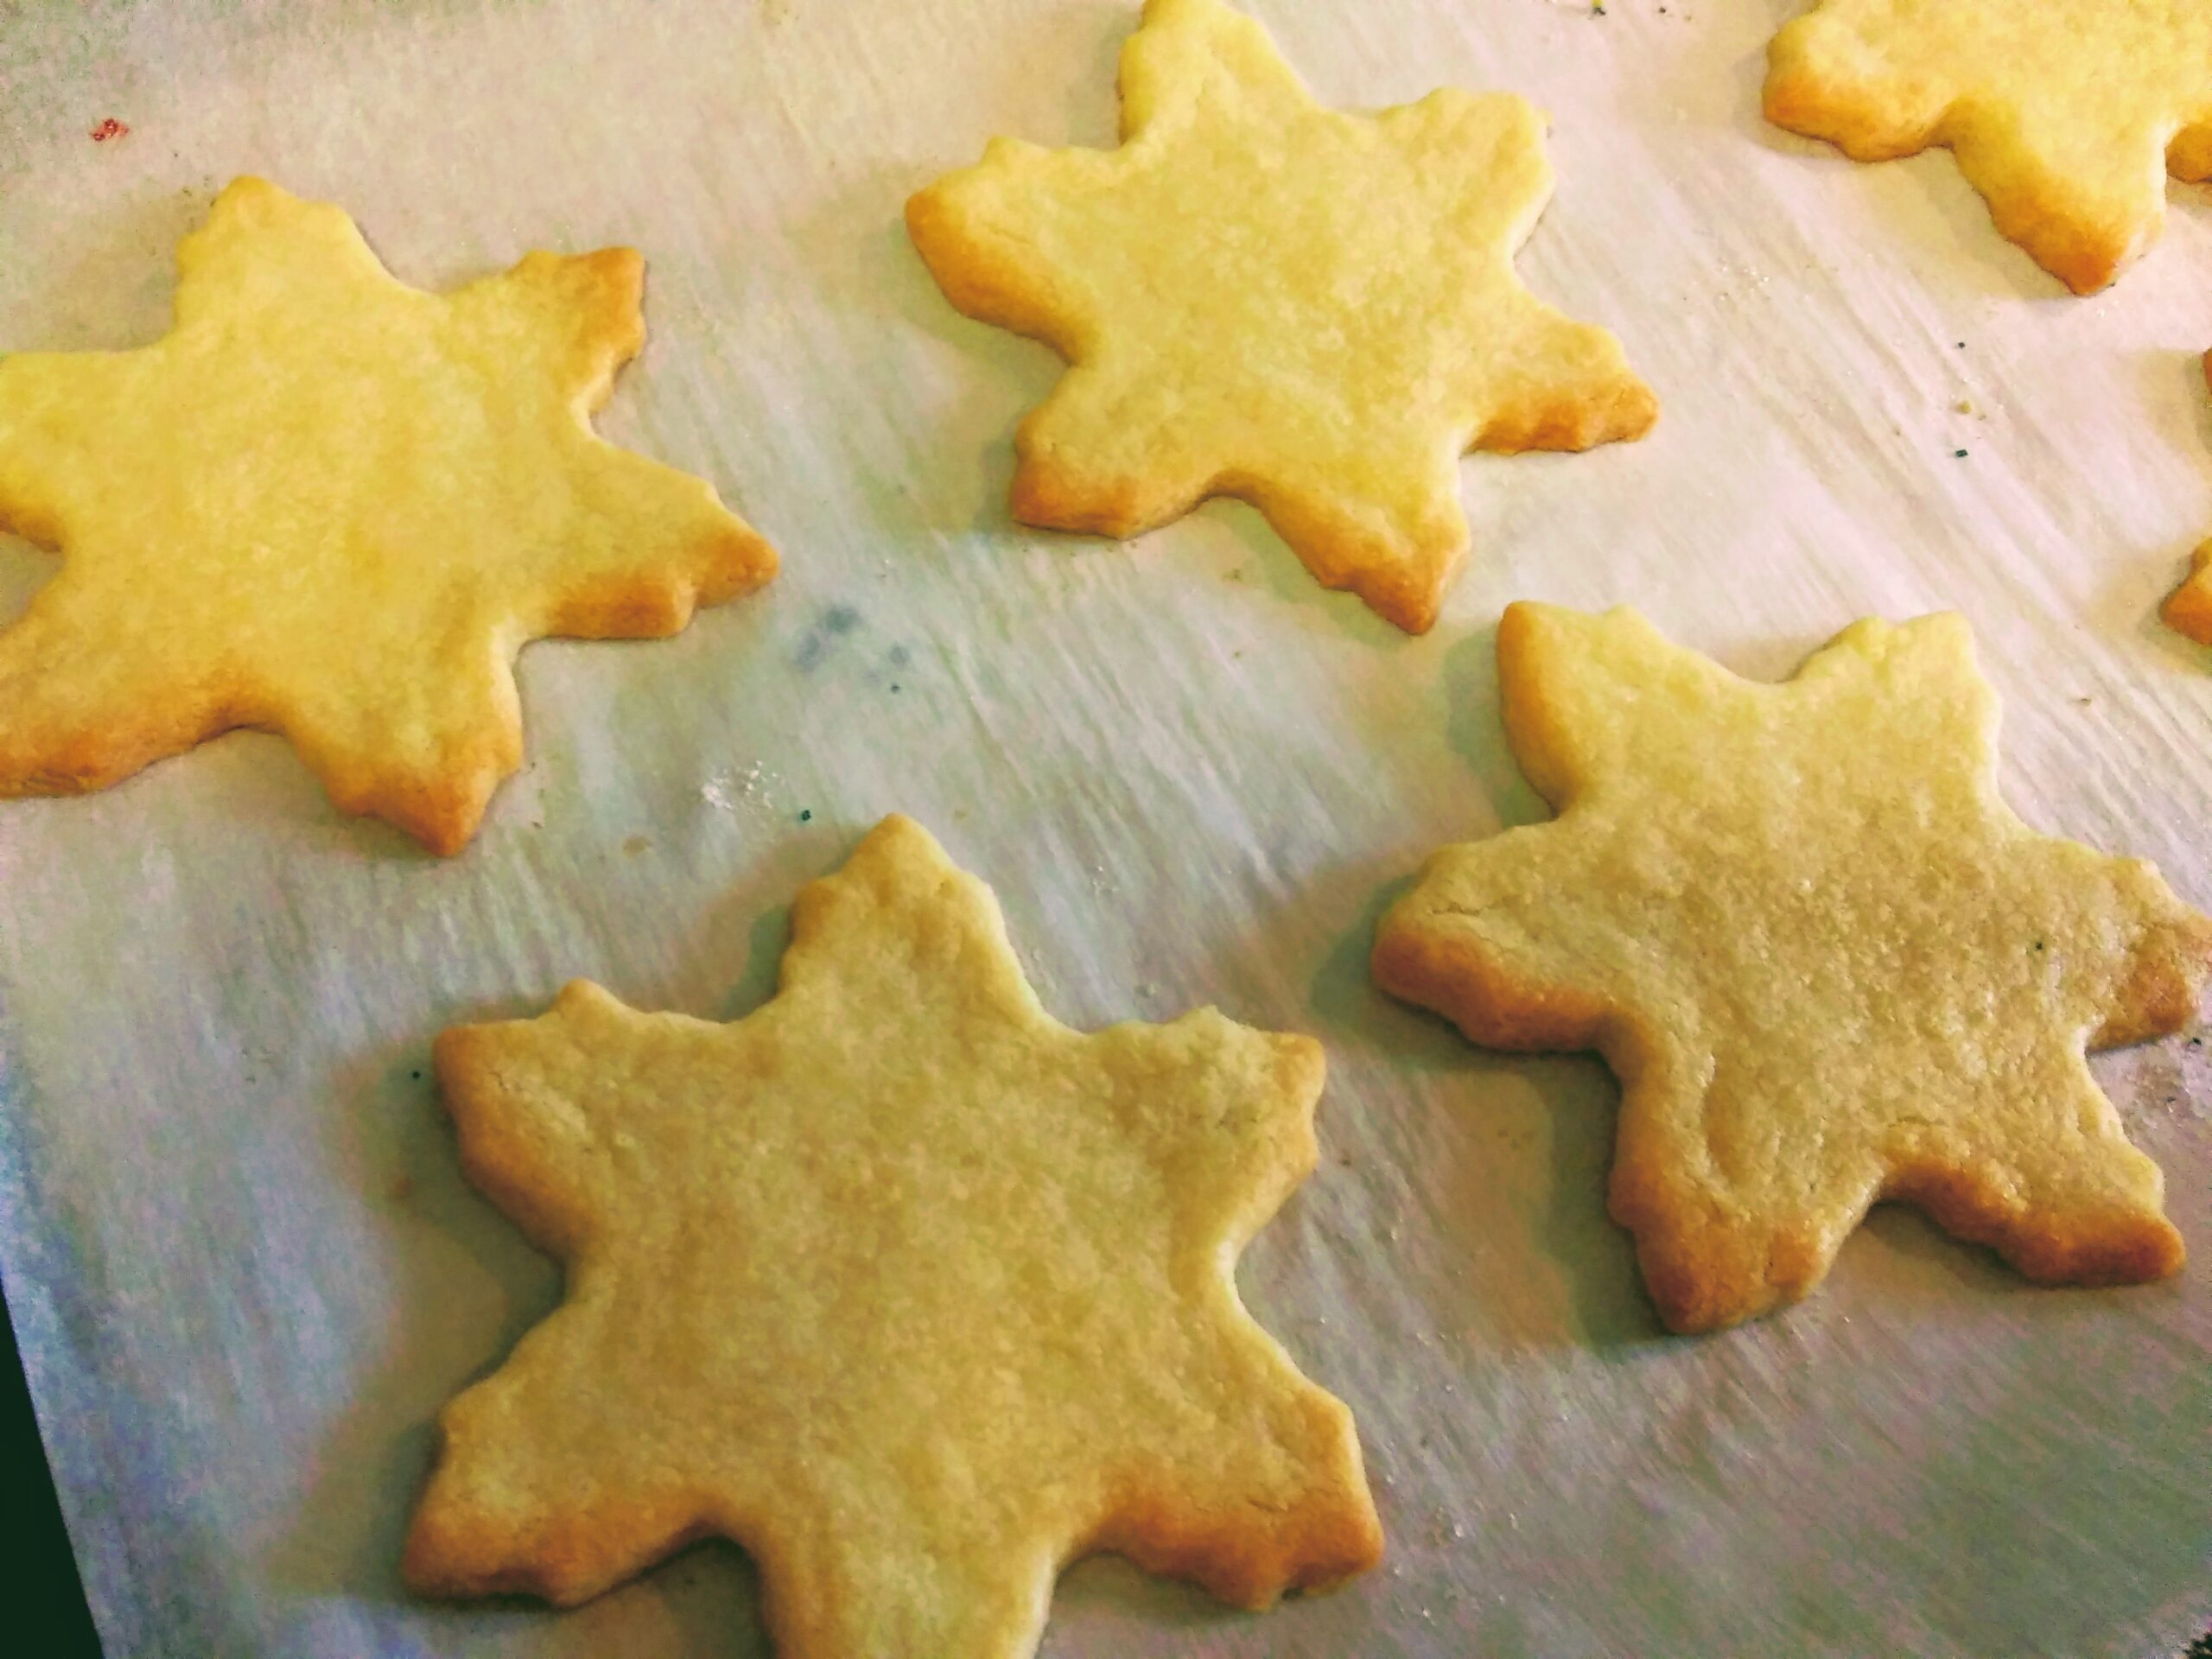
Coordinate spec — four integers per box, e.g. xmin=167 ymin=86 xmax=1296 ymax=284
xmin=1 ymin=2 xmax=2208 ymax=1654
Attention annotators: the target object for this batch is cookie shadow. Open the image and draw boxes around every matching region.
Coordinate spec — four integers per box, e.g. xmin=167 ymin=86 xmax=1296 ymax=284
xmin=766 ymin=0 xmax=1128 ymax=543
xmin=713 ymin=900 xmax=795 ymax=1023
xmin=1853 ymin=1203 xmax=2039 ymax=1304
xmin=785 ymin=168 xmax=1053 ymax=541
xmin=0 ymin=532 xmax=55 ymax=627
xmin=1306 ymin=868 xmax=1662 ymax=1356
xmin=15 ymin=181 xmax=213 ymax=351
xmin=1050 ymin=1553 xmax=1245 ymax=1644
xmin=265 ymin=1046 xmax=557 ymax=1613
xmin=1440 ymin=623 xmax=1548 ymax=832
xmin=1392 ymin=1021 xmax=1660 ymax=1353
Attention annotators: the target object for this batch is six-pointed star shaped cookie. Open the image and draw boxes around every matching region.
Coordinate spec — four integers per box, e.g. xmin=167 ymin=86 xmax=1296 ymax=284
xmin=906 ymin=0 xmax=1656 ymax=633
xmin=1765 ymin=0 xmax=2212 ymax=293
xmin=406 ymin=815 xmax=1382 ymax=1657
xmin=0 ymin=176 xmax=776 ymax=853
xmin=1373 ymin=603 xmax=2212 ymax=1333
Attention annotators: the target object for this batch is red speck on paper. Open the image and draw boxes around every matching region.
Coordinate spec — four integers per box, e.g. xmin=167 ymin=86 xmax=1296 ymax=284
xmin=89 ymin=118 xmax=129 ymax=143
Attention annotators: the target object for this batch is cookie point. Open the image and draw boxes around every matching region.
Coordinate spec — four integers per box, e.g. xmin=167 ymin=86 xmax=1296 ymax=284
xmin=429 ymin=1020 xmax=486 ymax=1086
xmin=213 ymin=174 xmax=288 ymax=213
xmin=2160 ymin=542 xmax=2212 ymax=645
xmin=863 ymin=810 xmax=932 ymax=849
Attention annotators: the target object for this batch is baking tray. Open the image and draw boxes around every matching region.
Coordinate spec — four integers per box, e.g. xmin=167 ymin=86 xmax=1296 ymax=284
xmin=0 ymin=1 xmax=2207 ymax=1654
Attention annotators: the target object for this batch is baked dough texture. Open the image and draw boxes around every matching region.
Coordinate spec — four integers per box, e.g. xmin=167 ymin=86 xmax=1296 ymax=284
xmin=907 ymin=0 xmax=1655 ymax=634
xmin=0 ymin=177 xmax=775 ymax=853
xmin=407 ymin=815 xmax=1382 ymax=1656
xmin=1374 ymin=602 xmax=2212 ymax=1333
xmin=1765 ymin=0 xmax=2212 ymax=294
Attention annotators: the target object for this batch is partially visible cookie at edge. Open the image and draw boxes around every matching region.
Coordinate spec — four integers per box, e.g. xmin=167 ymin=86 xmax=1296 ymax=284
xmin=1764 ymin=0 xmax=2212 ymax=294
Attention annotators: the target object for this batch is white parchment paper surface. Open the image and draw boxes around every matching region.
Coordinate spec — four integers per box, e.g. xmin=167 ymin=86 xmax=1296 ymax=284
xmin=0 ymin=2 xmax=2208 ymax=1654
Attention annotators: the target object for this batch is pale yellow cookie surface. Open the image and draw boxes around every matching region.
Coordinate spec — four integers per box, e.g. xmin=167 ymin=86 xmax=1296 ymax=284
xmin=906 ymin=0 xmax=1655 ymax=634
xmin=1374 ymin=603 xmax=2212 ymax=1334
xmin=406 ymin=815 xmax=1382 ymax=1656
xmin=1765 ymin=0 xmax=2212 ymax=293
xmin=0 ymin=177 xmax=775 ymax=853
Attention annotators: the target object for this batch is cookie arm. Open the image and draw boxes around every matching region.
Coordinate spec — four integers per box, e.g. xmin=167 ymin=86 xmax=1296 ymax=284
xmin=524 ymin=440 xmax=778 ymax=642
xmin=1880 ymin=1056 xmax=2185 ymax=1291
xmin=0 ymin=570 xmax=230 ymax=798
xmin=444 ymin=251 xmax=778 ymax=642
xmin=1117 ymin=0 xmax=1313 ymax=142
xmin=0 ymin=342 xmax=254 ymax=793
xmin=1074 ymin=1014 xmax=1383 ymax=1604
xmin=753 ymin=1522 xmax=1063 ymax=1659
xmin=1943 ymin=99 xmax=2176 ymax=294
xmin=434 ymin=982 xmax=656 ymax=1255
xmin=404 ymin=1287 xmax=715 ymax=1606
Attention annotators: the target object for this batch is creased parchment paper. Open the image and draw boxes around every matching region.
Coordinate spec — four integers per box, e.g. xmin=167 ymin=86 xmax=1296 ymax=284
xmin=0 ymin=2 xmax=2207 ymax=1654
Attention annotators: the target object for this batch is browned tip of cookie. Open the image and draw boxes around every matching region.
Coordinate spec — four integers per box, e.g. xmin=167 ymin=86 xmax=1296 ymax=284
xmin=1471 ymin=359 xmax=1656 ymax=456
xmin=1342 ymin=543 xmax=1456 ymax=636
xmin=1759 ymin=37 xmax=1875 ymax=156
xmin=702 ymin=519 xmax=779 ymax=602
xmin=509 ymin=245 xmax=647 ymax=405
xmin=1371 ymin=890 xmax=1606 ymax=1054
xmin=1369 ymin=912 xmax=1465 ymax=1026
xmin=1007 ymin=441 xmax=1170 ymax=543
xmin=1311 ymin=551 xmax=1446 ymax=637
xmin=1892 ymin=1158 xmax=2189 ymax=1288
xmin=902 ymin=181 xmax=957 ymax=270
xmin=1963 ymin=162 xmax=2137 ymax=296
xmin=403 ymin=1457 xmax=690 ymax=1607
xmin=1633 ymin=1238 xmax=1778 ymax=1336
xmin=905 ymin=178 xmax=1014 ymax=329
xmin=397 ymin=797 xmax=486 ymax=858
xmin=1614 ymin=1195 xmax=1835 ymax=1335
xmin=1999 ymin=1208 xmax=2186 ymax=1286
xmin=540 ymin=512 xmax=777 ymax=644
xmin=2160 ymin=540 xmax=2212 ymax=647
xmin=1109 ymin=1487 xmax=1383 ymax=1613
xmin=398 ymin=1462 xmax=514 ymax=1602
xmin=0 ymin=691 xmax=221 ymax=803
xmin=2096 ymin=899 xmax=2212 ymax=1048
xmin=302 ymin=728 xmax=517 ymax=857
xmin=1099 ymin=1392 xmax=1383 ymax=1611
xmin=1601 ymin=373 xmax=1660 ymax=446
